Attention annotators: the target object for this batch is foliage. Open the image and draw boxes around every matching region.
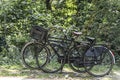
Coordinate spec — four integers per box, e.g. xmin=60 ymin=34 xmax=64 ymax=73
xmin=0 ymin=0 xmax=120 ymax=65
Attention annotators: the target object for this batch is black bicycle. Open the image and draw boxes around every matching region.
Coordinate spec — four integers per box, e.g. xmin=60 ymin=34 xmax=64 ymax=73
xmin=21 ymin=26 xmax=115 ymax=77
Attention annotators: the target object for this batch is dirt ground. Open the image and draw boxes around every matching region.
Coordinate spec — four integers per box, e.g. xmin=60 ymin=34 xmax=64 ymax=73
xmin=0 ymin=69 xmax=120 ymax=80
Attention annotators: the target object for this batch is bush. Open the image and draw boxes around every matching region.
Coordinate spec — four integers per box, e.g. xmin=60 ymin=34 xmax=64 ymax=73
xmin=0 ymin=0 xmax=120 ymax=65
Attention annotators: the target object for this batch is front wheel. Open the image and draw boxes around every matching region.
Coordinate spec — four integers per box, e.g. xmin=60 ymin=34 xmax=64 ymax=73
xmin=21 ymin=42 xmax=48 ymax=69
xmin=84 ymin=45 xmax=115 ymax=77
xmin=68 ymin=47 xmax=87 ymax=73
xmin=39 ymin=43 xmax=65 ymax=73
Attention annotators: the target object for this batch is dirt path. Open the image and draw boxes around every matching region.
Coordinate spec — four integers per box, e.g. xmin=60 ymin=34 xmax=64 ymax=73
xmin=0 ymin=70 xmax=120 ymax=80
xmin=0 ymin=68 xmax=120 ymax=80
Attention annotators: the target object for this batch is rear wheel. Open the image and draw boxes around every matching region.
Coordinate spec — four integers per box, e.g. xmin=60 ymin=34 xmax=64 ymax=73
xmin=84 ymin=45 xmax=115 ymax=77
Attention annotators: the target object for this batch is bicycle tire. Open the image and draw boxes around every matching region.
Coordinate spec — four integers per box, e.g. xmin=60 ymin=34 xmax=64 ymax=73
xmin=39 ymin=43 xmax=65 ymax=73
xmin=21 ymin=41 xmax=48 ymax=69
xmin=84 ymin=45 xmax=115 ymax=77
xmin=68 ymin=47 xmax=88 ymax=73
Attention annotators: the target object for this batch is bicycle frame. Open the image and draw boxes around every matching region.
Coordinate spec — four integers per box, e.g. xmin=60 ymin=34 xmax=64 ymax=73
xmin=46 ymin=35 xmax=96 ymax=65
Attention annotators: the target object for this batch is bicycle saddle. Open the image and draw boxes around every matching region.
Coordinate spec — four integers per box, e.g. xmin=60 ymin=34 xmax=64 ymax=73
xmin=73 ymin=32 xmax=82 ymax=36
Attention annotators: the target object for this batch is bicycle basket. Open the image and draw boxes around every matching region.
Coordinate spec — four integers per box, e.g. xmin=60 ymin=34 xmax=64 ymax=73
xmin=30 ymin=26 xmax=48 ymax=41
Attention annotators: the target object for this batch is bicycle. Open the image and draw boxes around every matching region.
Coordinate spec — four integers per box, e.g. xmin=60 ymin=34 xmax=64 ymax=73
xmin=21 ymin=26 xmax=115 ymax=77
xmin=40 ymin=27 xmax=115 ymax=77
xmin=21 ymin=26 xmax=64 ymax=71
